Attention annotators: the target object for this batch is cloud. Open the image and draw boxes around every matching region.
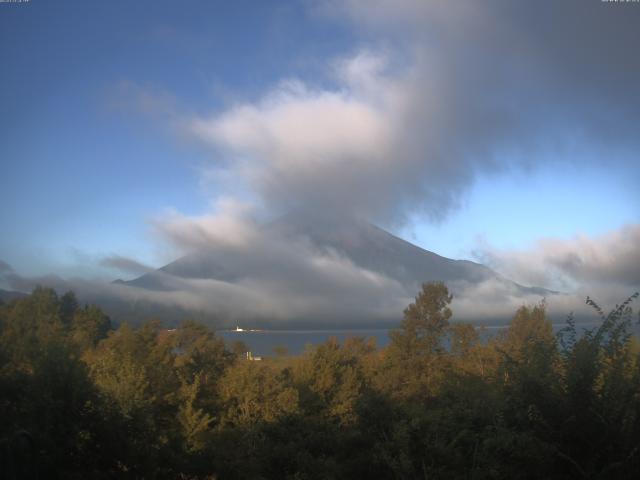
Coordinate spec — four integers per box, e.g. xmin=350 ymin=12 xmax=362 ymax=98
xmin=188 ymin=48 xmax=494 ymax=225
xmin=188 ymin=64 xmax=406 ymax=223
xmin=100 ymin=255 xmax=154 ymax=277
xmin=147 ymin=201 xmax=596 ymax=325
xmin=6 ymin=219 xmax=637 ymax=325
xmin=473 ymin=224 xmax=640 ymax=293
xmin=0 ymin=264 xmax=68 ymax=297
xmin=184 ymin=1 xmax=639 ymax=227
xmin=149 ymin=206 xmax=413 ymax=325
xmin=153 ymin=197 xmax=261 ymax=253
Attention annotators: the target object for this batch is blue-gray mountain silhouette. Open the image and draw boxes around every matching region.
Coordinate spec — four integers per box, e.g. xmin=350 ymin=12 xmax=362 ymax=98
xmin=123 ymin=211 xmax=552 ymax=297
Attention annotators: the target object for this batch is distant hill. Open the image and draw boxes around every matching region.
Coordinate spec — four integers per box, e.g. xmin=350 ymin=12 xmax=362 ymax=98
xmin=0 ymin=288 xmax=28 ymax=303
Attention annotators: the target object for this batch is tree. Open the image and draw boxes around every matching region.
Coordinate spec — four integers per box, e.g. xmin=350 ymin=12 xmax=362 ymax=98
xmin=390 ymin=281 xmax=452 ymax=357
xmin=70 ymin=304 xmax=111 ymax=351
xmin=59 ymin=291 xmax=78 ymax=326
xmin=0 ymin=286 xmax=65 ymax=372
xmin=382 ymin=282 xmax=452 ymax=398
xmin=87 ymin=325 xmax=153 ymax=419
xmin=295 ymin=338 xmax=366 ymax=425
xmin=176 ymin=372 xmax=214 ymax=453
xmin=556 ymin=294 xmax=640 ymax=478
xmin=218 ymin=361 xmax=299 ymax=427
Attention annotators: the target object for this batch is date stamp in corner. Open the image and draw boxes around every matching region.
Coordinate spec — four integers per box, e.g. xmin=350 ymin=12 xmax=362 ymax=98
xmin=601 ymin=0 xmax=640 ymax=3
xmin=0 ymin=0 xmax=31 ymax=4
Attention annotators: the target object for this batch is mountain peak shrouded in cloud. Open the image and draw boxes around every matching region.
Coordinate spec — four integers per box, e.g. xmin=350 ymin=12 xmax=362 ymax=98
xmin=103 ymin=211 xmax=554 ymax=327
xmin=1 ymin=1 xmax=638 ymax=326
xmin=2 ymin=224 xmax=638 ymax=328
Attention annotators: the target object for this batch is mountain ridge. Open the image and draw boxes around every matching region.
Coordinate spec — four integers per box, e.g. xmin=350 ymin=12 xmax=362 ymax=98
xmin=123 ymin=213 xmax=555 ymax=299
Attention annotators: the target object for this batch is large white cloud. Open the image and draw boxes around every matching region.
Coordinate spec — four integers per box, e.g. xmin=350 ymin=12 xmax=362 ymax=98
xmin=188 ymin=52 xmax=421 ymax=223
xmin=183 ymin=1 xmax=639 ymax=228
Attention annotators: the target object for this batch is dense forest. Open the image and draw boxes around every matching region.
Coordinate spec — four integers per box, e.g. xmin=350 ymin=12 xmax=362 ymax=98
xmin=1 ymin=283 xmax=639 ymax=479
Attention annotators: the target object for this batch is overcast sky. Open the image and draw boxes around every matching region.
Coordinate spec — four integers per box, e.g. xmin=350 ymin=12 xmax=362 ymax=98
xmin=1 ymin=0 xmax=638 ymax=321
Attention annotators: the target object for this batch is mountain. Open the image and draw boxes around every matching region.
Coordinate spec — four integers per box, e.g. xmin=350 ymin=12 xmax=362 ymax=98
xmin=122 ymin=254 xmax=237 ymax=291
xmin=117 ymin=212 xmax=554 ymax=324
xmin=264 ymin=212 xmax=551 ymax=296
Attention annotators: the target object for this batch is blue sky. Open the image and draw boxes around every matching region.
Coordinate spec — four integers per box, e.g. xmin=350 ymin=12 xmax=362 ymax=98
xmin=405 ymin=157 xmax=639 ymax=259
xmin=1 ymin=0 xmax=638 ymax=283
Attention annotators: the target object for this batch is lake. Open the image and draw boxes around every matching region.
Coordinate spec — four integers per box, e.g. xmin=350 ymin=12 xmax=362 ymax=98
xmin=217 ymin=321 xmax=624 ymax=357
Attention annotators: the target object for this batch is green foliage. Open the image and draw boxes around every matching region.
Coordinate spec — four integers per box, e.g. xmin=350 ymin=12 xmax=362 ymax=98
xmin=218 ymin=360 xmax=299 ymax=426
xmin=391 ymin=281 xmax=452 ymax=357
xmin=383 ymin=281 xmax=453 ymax=398
xmin=553 ymin=293 xmax=640 ymax=477
xmin=295 ymin=337 xmax=367 ymax=424
xmin=1 ymin=285 xmax=639 ymax=479
xmin=176 ymin=373 xmax=214 ymax=453
xmin=0 ymin=286 xmax=66 ymax=371
xmin=70 ymin=304 xmax=111 ymax=351
xmin=0 ymin=289 xmax=123 ymax=478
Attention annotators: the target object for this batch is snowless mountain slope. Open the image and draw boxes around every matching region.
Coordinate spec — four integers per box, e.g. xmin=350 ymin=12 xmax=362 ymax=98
xmin=124 ymin=211 xmax=553 ymax=299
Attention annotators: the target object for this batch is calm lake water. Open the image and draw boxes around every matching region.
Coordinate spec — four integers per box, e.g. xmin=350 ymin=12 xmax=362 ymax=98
xmin=217 ymin=321 xmax=627 ymax=357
